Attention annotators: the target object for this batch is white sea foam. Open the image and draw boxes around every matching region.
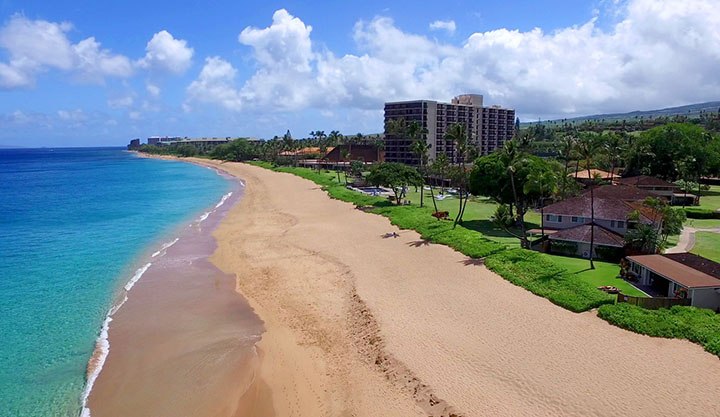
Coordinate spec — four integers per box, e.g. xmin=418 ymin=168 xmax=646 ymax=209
xmin=123 ymin=263 xmax=152 ymax=292
xmin=79 ymin=313 xmax=112 ymax=417
xmin=151 ymin=237 xmax=180 ymax=258
xmin=197 ymin=211 xmax=211 ymax=223
xmin=215 ymin=191 xmax=233 ymax=208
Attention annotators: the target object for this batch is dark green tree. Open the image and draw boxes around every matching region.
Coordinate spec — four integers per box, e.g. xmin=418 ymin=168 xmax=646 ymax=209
xmin=367 ymin=163 xmax=423 ymax=206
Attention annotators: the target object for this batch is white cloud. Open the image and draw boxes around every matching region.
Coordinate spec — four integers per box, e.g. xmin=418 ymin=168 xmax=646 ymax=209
xmin=238 ymin=9 xmax=313 ymax=72
xmin=129 ymin=111 xmax=142 ymax=120
xmin=108 ymin=95 xmax=134 ymax=108
xmin=57 ymin=109 xmax=88 ymax=124
xmin=73 ymin=37 xmax=133 ymax=81
xmin=186 ymin=56 xmax=243 ymax=111
xmin=0 ymin=15 xmax=132 ymax=88
xmin=137 ymin=30 xmax=193 ymax=74
xmin=429 ymin=20 xmax=456 ymax=35
xmin=146 ymin=83 xmax=161 ymax=97
xmin=186 ymin=1 xmax=720 ymax=121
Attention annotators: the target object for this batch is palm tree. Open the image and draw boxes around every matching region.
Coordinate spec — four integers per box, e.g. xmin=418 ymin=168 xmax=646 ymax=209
xmin=558 ymin=134 xmax=577 ymax=199
xmin=374 ymin=137 xmax=385 ymax=163
xmin=501 ymin=139 xmax=530 ymax=248
xmin=408 ymin=121 xmax=429 ymax=207
xmin=577 ymin=132 xmax=605 ymax=269
xmin=340 ymin=149 xmax=350 ymax=185
xmin=523 ymin=168 xmax=559 ymax=238
xmin=432 ymin=153 xmax=450 ymax=194
xmin=445 ymin=123 xmax=470 ymax=228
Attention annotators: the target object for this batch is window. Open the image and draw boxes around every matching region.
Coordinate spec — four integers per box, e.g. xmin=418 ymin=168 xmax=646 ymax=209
xmin=618 ymin=221 xmax=625 ymax=229
xmin=611 ymin=220 xmax=616 ymax=228
xmin=558 ymin=216 xmax=563 ymax=222
xmin=546 ymin=214 xmax=559 ymax=222
xmin=572 ymin=216 xmax=578 ymax=223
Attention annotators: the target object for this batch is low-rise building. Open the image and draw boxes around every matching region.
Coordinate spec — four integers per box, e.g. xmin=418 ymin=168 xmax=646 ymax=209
xmin=541 ymin=188 xmax=661 ymax=259
xmin=626 ymin=252 xmax=720 ymax=311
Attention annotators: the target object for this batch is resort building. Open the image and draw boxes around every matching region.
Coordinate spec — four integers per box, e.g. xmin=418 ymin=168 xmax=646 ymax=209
xmin=626 ymin=253 xmax=720 ymax=311
xmin=383 ymin=94 xmax=515 ymax=165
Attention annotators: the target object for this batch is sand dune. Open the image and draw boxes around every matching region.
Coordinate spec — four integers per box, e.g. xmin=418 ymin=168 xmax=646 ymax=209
xmin=205 ymin=160 xmax=720 ymax=417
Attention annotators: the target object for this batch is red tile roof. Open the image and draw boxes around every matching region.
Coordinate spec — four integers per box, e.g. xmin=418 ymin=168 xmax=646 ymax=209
xmin=549 ymin=223 xmax=625 ymax=247
xmin=616 ymin=175 xmax=678 ymax=188
xmin=627 ymin=253 xmax=720 ymax=289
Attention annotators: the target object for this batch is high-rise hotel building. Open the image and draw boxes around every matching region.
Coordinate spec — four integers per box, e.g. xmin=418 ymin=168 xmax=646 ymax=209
xmin=383 ymin=94 xmax=515 ymax=165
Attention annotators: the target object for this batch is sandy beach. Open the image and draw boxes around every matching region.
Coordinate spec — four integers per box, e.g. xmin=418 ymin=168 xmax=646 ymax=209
xmin=89 ymin=156 xmax=720 ymax=417
xmin=202 ymin=160 xmax=720 ymax=417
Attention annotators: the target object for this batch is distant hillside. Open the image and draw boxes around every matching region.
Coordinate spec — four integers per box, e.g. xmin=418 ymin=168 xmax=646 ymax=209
xmin=523 ymin=101 xmax=720 ymax=126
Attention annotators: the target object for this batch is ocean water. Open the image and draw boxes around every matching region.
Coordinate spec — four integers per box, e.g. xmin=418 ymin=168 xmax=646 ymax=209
xmin=0 ymin=148 xmax=231 ymax=417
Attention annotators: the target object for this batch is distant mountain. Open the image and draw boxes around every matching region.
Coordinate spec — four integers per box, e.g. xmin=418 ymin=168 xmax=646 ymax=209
xmin=523 ymin=101 xmax=720 ymax=126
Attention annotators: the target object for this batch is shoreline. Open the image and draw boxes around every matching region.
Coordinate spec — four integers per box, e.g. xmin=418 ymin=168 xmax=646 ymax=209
xmin=198 ymin=158 xmax=720 ymax=417
xmin=104 ymin=154 xmax=720 ymax=417
xmin=85 ymin=157 xmax=267 ymax=417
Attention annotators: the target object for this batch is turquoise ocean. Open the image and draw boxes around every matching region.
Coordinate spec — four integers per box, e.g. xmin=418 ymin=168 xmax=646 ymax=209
xmin=0 ymin=148 xmax=231 ymax=417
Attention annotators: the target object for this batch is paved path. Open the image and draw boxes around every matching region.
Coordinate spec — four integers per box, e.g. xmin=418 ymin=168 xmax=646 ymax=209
xmin=665 ymin=227 xmax=720 ymax=253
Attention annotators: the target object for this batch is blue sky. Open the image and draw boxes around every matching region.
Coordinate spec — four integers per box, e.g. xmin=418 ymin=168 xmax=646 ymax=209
xmin=1 ymin=0 xmax=718 ymax=147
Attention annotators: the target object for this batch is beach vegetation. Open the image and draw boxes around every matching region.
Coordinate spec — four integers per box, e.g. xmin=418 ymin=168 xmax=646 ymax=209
xmin=597 ymin=303 xmax=720 ymax=356
xmin=243 ymin=162 xmax=718 ymax=357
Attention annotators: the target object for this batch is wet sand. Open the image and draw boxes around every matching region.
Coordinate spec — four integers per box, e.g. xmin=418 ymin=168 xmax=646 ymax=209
xmin=204 ymin=160 xmax=720 ymax=417
xmin=87 ymin=180 xmax=267 ymax=417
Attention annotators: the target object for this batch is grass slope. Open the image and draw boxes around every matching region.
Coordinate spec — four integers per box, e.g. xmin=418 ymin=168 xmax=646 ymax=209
xmin=598 ymin=304 xmax=720 ymax=356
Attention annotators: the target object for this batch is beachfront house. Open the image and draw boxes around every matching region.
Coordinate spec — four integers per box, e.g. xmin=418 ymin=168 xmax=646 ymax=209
xmin=540 ymin=191 xmax=661 ymax=260
xmin=626 ymin=253 xmax=720 ymax=311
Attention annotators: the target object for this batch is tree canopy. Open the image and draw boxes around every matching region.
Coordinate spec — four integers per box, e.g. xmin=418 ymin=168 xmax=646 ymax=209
xmin=624 ymin=123 xmax=720 ymax=181
xmin=366 ymin=162 xmax=423 ymax=205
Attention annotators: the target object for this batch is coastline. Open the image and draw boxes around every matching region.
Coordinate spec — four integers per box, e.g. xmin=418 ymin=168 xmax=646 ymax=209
xmin=85 ymin=158 xmax=267 ymax=417
xmin=98 ymin=153 xmax=720 ymax=416
xmin=198 ymin=158 xmax=720 ymax=417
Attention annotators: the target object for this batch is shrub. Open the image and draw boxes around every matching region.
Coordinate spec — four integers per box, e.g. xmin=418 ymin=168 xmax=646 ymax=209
xmin=598 ymin=303 xmax=720 ymax=357
xmin=484 ymin=249 xmax=614 ymax=312
xmin=684 ymin=207 xmax=720 ymax=219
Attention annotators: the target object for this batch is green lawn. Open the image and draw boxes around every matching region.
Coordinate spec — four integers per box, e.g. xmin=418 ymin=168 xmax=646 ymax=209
xmin=685 ymin=218 xmax=720 ymax=229
xmin=402 ymin=187 xmax=541 ymax=247
xmin=691 ymin=232 xmax=720 ymax=262
xmin=698 ymin=185 xmax=720 ymax=211
xmin=549 ymin=256 xmax=645 ymax=297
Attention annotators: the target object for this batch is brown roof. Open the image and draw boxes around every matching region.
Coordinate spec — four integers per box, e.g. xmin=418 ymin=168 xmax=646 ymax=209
xmin=549 ymin=224 xmax=625 ymax=247
xmin=543 ymin=196 xmax=656 ymax=223
xmin=616 ymin=175 xmax=678 ymax=188
xmin=627 ymin=254 xmax=720 ymax=289
xmin=663 ymin=253 xmax=720 ymax=280
xmin=583 ymin=184 xmax=656 ymax=201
